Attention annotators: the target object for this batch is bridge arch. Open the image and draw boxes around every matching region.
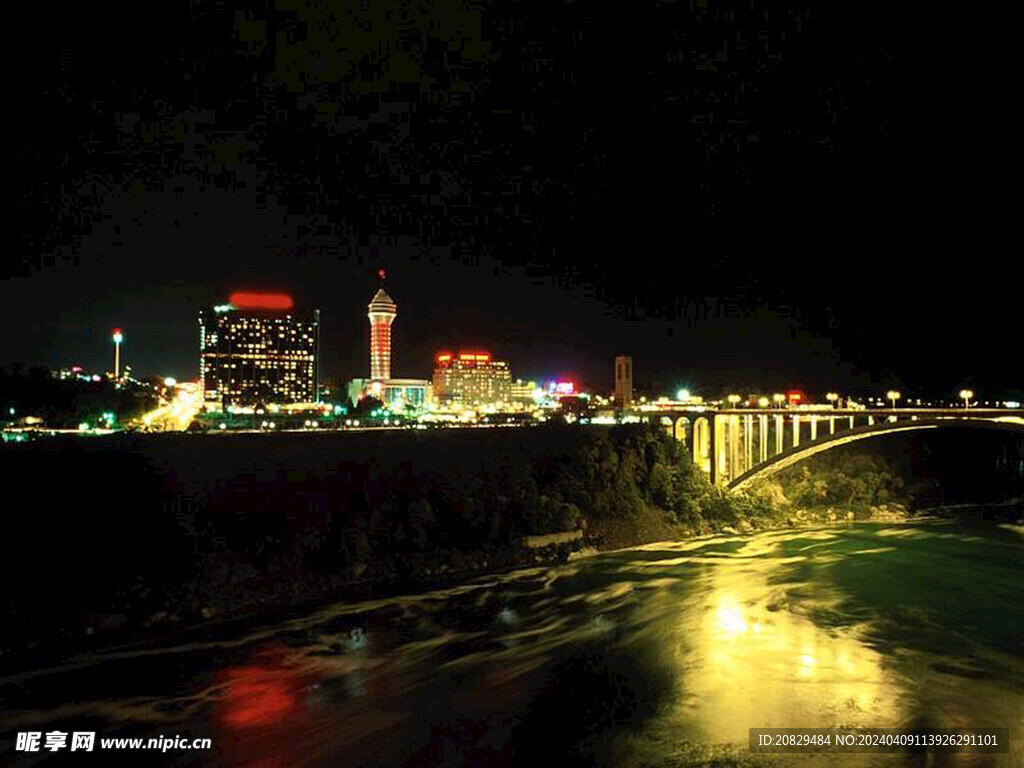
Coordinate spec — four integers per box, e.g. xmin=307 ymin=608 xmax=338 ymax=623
xmin=728 ymin=418 xmax=1024 ymax=492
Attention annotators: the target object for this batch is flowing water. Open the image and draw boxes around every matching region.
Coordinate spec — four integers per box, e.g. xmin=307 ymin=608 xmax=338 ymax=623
xmin=2 ymin=521 xmax=1022 ymax=766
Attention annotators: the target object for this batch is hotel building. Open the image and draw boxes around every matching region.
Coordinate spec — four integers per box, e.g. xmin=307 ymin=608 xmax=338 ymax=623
xmin=199 ymin=293 xmax=320 ymax=411
xmin=432 ymin=351 xmax=512 ymax=409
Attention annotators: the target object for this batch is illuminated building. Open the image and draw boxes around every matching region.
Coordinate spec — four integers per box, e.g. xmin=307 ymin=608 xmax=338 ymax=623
xmin=614 ymin=355 xmax=633 ymax=408
xmin=346 ymin=282 xmax=431 ymax=413
xmin=347 ymin=378 xmax=432 ymax=411
xmin=199 ymin=293 xmax=320 ymax=411
xmin=433 ymin=351 xmax=512 ymax=408
xmin=368 ymin=288 xmax=397 ymax=381
xmin=510 ymin=379 xmax=537 ymax=407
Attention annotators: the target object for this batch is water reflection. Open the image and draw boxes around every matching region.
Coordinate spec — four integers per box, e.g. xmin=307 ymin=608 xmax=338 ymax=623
xmin=670 ymin=561 xmax=901 ymax=748
xmin=1 ymin=523 xmax=1020 ymax=767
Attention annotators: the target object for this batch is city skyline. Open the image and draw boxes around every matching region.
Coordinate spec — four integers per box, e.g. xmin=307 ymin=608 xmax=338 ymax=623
xmin=3 ymin=270 xmax=1020 ymax=403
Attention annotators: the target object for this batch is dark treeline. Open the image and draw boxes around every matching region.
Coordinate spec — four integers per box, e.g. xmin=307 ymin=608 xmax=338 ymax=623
xmin=0 ymin=363 xmax=157 ymax=427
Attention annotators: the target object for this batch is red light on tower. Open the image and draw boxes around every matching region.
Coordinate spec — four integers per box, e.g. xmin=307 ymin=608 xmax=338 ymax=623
xmin=378 ymin=269 xmax=386 ymax=280
xmin=229 ymin=292 xmax=294 ymax=310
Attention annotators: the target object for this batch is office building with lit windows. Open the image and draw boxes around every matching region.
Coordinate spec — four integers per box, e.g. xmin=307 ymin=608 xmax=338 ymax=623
xmin=199 ymin=293 xmax=320 ymax=411
xmin=432 ymin=351 xmax=512 ymax=408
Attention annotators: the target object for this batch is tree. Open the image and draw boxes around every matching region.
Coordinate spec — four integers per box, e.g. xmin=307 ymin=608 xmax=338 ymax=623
xmin=648 ymin=462 xmax=673 ymax=509
xmin=351 ymin=395 xmax=385 ymax=417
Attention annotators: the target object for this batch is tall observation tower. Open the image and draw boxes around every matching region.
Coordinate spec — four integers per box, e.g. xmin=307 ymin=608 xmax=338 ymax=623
xmin=367 ymin=280 xmax=397 ymax=381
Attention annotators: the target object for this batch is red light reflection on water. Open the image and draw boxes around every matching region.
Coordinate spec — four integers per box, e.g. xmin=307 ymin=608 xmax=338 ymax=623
xmin=214 ymin=648 xmax=312 ymax=767
xmin=218 ymin=649 xmax=303 ymax=730
xmin=221 ymin=668 xmax=298 ymax=728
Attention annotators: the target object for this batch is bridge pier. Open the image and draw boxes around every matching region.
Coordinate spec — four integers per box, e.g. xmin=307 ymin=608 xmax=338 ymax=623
xmin=745 ymin=414 xmax=754 ymax=472
xmin=715 ymin=415 xmax=728 ymax=485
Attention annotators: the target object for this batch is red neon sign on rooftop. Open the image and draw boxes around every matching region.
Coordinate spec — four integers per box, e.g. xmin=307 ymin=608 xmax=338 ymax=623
xmin=229 ymin=292 xmax=294 ymax=310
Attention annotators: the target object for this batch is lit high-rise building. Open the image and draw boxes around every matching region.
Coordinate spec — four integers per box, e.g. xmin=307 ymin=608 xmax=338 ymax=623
xmin=199 ymin=292 xmax=320 ymax=411
xmin=433 ymin=351 xmax=512 ymax=408
xmin=368 ymin=288 xmax=397 ymax=381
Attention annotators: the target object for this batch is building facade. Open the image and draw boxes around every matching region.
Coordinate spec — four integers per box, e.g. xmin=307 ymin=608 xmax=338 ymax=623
xmin=432 ymin=351 xmax=512 ymax=408
xmin=510 ymin=379 xmax=538 ymax=408
xmin=199 ymin=294 xmax=320 ymax=411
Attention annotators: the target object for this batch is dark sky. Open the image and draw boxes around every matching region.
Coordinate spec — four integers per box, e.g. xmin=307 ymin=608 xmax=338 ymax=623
xmin=7 ymin=0 xmax=1019 ymax=400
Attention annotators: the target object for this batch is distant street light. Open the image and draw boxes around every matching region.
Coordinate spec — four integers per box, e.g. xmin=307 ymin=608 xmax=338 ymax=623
xmin=887 ymin=390 xmax=901 ymax=409
xmin=959 ymin=389 xmax=974 ymax=409
xmin=758 ymin=396 xmax=770 ymax=408
xmin=826 ymin=392 xmax=839 ymax=409
xmin=772 ymin=393 xmax=786 ymax=409
xmin=677 ymin=389 xmax=690 ymax=401
xmin=727 ymin=394 xmax=741 ymax=408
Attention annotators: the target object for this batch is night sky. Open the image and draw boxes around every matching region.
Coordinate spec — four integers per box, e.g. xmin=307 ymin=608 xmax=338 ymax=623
xmin=8 ymin=0 xmax=1019 ymax=400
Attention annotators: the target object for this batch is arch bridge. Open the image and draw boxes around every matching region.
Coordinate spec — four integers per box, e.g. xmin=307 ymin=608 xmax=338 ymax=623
xmin=649 ymin=408 xmax=1024 ymax=489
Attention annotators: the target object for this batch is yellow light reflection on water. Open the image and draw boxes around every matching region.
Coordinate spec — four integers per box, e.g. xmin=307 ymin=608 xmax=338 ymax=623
xmin=670 ymin=556 xmax=901 ymax=746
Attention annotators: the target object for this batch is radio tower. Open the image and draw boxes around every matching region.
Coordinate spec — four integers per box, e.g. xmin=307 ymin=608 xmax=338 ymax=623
xmin=367 ymin=270 xmax=397 ymax=381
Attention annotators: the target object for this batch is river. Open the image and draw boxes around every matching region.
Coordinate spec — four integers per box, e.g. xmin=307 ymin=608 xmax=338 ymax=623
xmin=2 ymin=520 xmax=1021 ymax=766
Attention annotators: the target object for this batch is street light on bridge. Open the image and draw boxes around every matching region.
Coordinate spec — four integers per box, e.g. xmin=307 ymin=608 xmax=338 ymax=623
xmin=887 ymin=390 xmax=901 ymax=409
xmin=758 ymin=396 xmax=770 ymax=408
xmin=826 ymin=392 xmax=839 ymax=408
xmin=772 ymin=393 xmax=785 ymax=409
xmin=727 ymin=394 xmax=741 ymax=408
xmin=959 ymin=389 xmax=974 ymax=409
